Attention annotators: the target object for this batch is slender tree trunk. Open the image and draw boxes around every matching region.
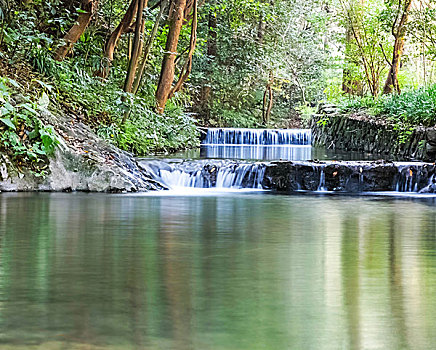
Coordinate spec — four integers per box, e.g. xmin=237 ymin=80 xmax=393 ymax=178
xmin=124 ymin=0 xmax=148 ymax=94
xmin=54 ymin=0 xmax=98 ymax=61
xmin=168 ymin=0 xmax=198 ymax=99
xmin=199 ymin=8 xmax=217 ymax=117
xmin=97 ymin=0 xmax=138 ymax=78
xmin=342 ymin=25 xmax=354 ymax=94
xmin=383 ymin=0 xmax=412 ymax=94
xmin=207 ymin=9 xmax=217 ymax=57
xmin=155 ymin=0 xmax=188 ymax=114
xmin=133 ymin=0 xmax=169 ymax=94
xmin=342 ymin=0 xmax=366 ymax=95
xmin=122 ymin=0 xmax=149 ymax=123
xmin=383 ymin=39 xmax=405 ymax=94
xmin=262 ymin=71 xmax=274 ymax=125
xmin=257 ymin=18 xmax=266 ymax=45
xmin=383 ymin=36 xmax=406 ymax=94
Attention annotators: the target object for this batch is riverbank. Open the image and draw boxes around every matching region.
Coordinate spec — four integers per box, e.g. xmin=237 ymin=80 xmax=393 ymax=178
xmin=0 ymin=58 xmax=202 ymax=192
xmin=0 ymin=64 xmax=168 ymax=192
xmin=0 ymin=104 xmax=165 ymax=192
xmin=311 ymin=104 xmax=436 ymax=161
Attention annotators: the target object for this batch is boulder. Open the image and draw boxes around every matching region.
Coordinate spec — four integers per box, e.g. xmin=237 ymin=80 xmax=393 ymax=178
xmin=0 ymin=108 xmax=163 ymax=192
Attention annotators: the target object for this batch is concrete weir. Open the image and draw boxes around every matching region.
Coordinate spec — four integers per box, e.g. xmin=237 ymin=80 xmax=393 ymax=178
xmin=263 ymin=161 xmax=436 ymax=193
xmin=140 ymin=159 xmax=436 ymax=194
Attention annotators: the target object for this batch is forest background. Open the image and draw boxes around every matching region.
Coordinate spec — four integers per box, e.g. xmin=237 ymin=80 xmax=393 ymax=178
xmin=1 ymin=0 xmax=436 ymax=159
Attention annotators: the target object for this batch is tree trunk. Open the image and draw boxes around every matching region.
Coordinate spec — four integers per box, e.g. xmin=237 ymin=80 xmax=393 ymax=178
xmin=97 ymin=0 xmax=138 ymax=78
xmin=155 ymin=0 xmax=188 ymax=114
xmin=383 ymin=39 xmax=405 ymax=94
xmin=198 ymin=8 xmax=217 ymax=117
xmin=123 ymin=0 xmax=148 ymax=94
xmin=132 ymin=0 xmax=169 ymax=94
xmin=168 ymin=0 xmax=198 ymax=99
xmin=262 ymin=72 xmax=274 ymax=125
xmin=383 ymin=0 xmax=412 ymax=95
xmin=54 ymin=0 xmax=98 ymax=61
xmin=257 ymin=18 xmax=266 ymax=45
xmin=342 ymin=25 xmax=354 ymax=94
xmin=207 ymin=9 xmax=217 ymax=57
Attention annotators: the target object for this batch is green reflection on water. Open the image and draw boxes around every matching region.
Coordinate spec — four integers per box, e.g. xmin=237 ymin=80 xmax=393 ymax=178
xmin=0 ymin=193 xmax=435 ymax=350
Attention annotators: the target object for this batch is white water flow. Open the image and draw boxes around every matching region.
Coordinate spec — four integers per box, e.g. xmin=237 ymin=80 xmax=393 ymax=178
xmin=203 ymin=128 xmax=312 ymax=145
xmin=201 ymin=144 xmax=313 ymax=161
xmin=140 ymin=159 xmax=436 ymax=194
xmin=142 ymin=160 xmax=266 ymax=190
xmin=395 ymin=163 xmax=435 ymax=192
xmin=317 ymin=165 xmax=327 ymax=192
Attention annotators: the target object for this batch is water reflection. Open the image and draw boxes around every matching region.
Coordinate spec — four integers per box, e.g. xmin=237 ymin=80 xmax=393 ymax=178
xmin=171 ymin=146 xmax=394 ymax=161
xmin=200 ymin=145 xmax=312 ymax=161
xmin=0 ymin=193 xmax=435 ymax=349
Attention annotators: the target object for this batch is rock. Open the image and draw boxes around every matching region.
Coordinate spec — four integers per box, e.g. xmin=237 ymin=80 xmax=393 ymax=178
xmin=419 ymin=183 xmax=436 ymax=193
xmin=426 ymin=128 xmax=436 ymax=156
xmin=323 ymin=107 xmax=339 ymax=115
xmin=263 ymin=161 xmax=435 ymax=193
xmin=0 ymin=107 xmax=164 ymax=192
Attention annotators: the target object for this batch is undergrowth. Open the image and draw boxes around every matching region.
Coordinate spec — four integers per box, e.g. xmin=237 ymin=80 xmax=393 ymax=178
xmin=336 ymin=85 xmax=436 ymax=127
xmin=328 ymin=86 xmax=436 ymax=144
xmin=1 ymin=8 xmax=199 ymax=157
xmin=0 ymin=77 xmax=58 ymax=176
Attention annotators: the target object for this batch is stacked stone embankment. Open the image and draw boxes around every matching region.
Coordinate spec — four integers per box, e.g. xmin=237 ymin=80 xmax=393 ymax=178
xmin=311 ymin=105 xmax=436 ymax=161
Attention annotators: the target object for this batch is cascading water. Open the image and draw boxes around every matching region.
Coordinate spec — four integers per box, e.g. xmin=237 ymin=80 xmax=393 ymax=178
xmin=394 ymin=162 xmax=436 ymax=193
xmin=140 ymin=160 xmax=266 ymax=190
xmin=203 ymin=128 xmax=312 ymax=145
xmin=139 ymin=159 xmax=436 ymax=194
xmin=317 ymin=165 xmax=327 ymax=192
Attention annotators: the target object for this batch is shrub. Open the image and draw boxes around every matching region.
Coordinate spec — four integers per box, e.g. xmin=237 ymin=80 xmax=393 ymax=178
xmin=0 ymin=77 xmax=58 ymax=175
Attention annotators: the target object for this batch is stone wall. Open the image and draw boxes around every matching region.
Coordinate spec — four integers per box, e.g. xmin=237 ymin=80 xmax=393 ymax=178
xmin=311 ymin=106 xmax=436 ymax=161
xmin=262 ymin=160 xmax=436 ymax=193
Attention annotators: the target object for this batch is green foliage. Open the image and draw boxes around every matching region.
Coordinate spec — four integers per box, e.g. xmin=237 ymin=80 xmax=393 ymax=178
xmin=0 ymin=0 xmax=199 ymax=156
xmin=2 ymin=0 xmax=436 ymax=159
xmin=40 ymin=55 xmax=198 ymax=155
xmin=338 ymin=96 xmax=381 ymax=114
xmin=380 ymin=85 xmax=436 ymax=126
xmin=337 ymin=85 xmax=436 ymax=143
xmin=339 ymin=85 xmax=436 ymax=126
xmin=0 ymin=77 xmax=58 ymax=174
xmin=191 ymin=0 xmax=329 ymax=127
xmin=113 ymin=101 xmax=199 ymax=155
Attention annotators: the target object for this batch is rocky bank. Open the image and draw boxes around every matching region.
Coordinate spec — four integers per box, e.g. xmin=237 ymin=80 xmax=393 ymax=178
xmin=0 ymin=106 xmax=164 ymax=192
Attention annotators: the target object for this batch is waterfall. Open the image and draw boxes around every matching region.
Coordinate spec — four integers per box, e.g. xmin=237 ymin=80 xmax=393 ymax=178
xmin=139 ymin=160 xmax=266 ymax=190
xmin=203 ymin=128 xmax=312 ymax=145
xmin=395 ymin=163 xmax=436 ymax=193
xmin=317 ymin=165 xmax=327 ymax=191
xmin=140 ymin=159 xmax=436 ymax=194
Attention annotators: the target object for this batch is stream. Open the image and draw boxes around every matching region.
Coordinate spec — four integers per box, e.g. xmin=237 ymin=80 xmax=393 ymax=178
xmin=0 ymin=128 xmax=435 ymax=349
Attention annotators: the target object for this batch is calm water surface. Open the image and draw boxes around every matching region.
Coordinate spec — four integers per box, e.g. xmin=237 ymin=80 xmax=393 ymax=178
xmin=0 ymin=192 xmax=436 ymax=349
xmin=170 ymin=146 xmax=401 ymax=161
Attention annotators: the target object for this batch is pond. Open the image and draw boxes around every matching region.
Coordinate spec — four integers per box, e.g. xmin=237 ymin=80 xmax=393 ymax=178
xmin=1 ymin=192 xmax=436 ymax=349
xmin=170 ymin=145 xmax=393 ymax=162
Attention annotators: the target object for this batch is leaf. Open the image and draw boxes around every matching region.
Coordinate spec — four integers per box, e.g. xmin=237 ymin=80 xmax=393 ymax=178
xmin=7 ymin=78 xmax=20 ymax=89
xmin=0 ymin=118 xmax=16 ymax=130
xmin=38 ymin=92 xmax=50 ymax=109
xmin=33 ymin=79 xmax=53 ymax=92
xmin=21 ymin=103 xmax=38 ymax=115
